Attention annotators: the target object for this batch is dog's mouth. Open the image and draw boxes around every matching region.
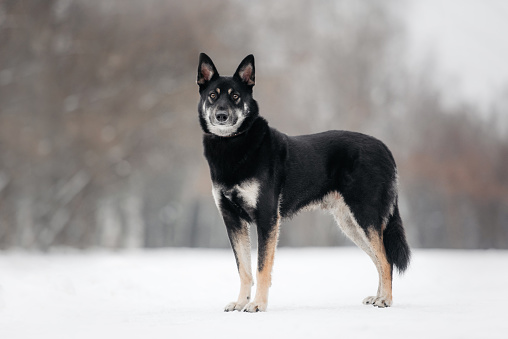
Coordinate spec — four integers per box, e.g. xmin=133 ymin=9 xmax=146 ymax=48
xmin=210 ymin=109 xmax=240 ymax=127
xmin=205 ymin=109 xmax=246 ymax=137
xmin=202 ymin=101 xmax=247 ymax=136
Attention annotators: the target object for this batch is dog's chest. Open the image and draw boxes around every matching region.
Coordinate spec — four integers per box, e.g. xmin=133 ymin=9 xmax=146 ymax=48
xmin=212 ymin=179 xmax=261 ymax=211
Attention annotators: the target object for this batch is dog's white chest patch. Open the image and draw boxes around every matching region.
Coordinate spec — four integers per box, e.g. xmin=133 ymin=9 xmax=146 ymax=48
xmin=212 ymin=179 xmax=261 ymax=210
xmin=234 ymin=179 xmax=260 ymax=209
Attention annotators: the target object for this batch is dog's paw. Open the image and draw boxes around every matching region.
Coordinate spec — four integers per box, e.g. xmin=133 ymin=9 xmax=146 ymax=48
xmin=224 ymin=301 xmax=247 ymax=312
xmin=362 ymin=296 xmax=377 ymax=305
xmin=242 ymin=301 xmax=267 ymax=313
xmin=362 ymin=296 xmax=392 ymax=308
xmin=373 ymin=296 xmax=392 ymax=308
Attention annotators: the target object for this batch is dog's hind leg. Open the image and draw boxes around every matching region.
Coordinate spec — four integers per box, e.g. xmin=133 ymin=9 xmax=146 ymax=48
xmin=360 ymin=228 xmax=393 ymax=308
xmin=224 ymin=220 xmax=253 ymax=312
xmin=330 ymin=194 xmax=393 ymax=307
xmin=243 ymin=214 xmax=281 ymax=312
xmin=338 ymin=221 xmax=393 ymax=307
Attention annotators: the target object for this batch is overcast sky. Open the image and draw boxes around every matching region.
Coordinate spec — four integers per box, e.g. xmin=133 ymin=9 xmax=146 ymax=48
xmin=405 ymin=0 xmax=508 ymax=112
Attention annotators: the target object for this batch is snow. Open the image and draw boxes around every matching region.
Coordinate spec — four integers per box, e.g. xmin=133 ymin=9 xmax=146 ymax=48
xmin=1 ymin=248 xmax=507 ymax=338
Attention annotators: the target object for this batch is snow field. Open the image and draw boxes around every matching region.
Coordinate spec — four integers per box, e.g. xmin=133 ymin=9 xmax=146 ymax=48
xmin=1 ymin=248 xmax=507 ymax=339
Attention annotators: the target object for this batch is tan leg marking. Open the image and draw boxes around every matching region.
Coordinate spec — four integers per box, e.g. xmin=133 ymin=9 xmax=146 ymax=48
xmin=362 ymin=228 xmax=393 ymax=308
xmin=243 ymin=216 xmax=280 ymax=312
xmin=224 ymin=222 xmax=253 ymax=312
xmin=323 ymin=192 xmax=393 ymax=307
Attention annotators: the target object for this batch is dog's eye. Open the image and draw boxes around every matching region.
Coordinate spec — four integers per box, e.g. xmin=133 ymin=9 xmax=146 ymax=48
xmin=232 ymin=94 xmax=239 ymax=100
xmin=209 ymin=93 xmax=217 ymax=99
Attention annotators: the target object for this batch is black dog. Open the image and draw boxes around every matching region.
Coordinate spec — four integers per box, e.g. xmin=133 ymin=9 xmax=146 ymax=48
xmin=197 ymin=53 xmax=410 ymax=312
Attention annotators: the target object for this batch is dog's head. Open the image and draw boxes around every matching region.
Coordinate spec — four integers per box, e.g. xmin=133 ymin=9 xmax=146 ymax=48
xmin=197 ymin=53 xmax=258 ymax=137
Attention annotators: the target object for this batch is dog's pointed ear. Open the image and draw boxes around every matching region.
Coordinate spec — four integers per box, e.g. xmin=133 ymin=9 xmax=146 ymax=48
xmin=234 ymin=54 xmax=255 ymax=87
xmin=197 ymin=53 xmax=219 ymax=88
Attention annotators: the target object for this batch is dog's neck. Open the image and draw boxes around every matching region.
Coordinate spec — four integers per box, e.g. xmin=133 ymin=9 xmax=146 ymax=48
xmin=202 ymin=117 xmax=268 ymax=145
xmin=203 ymin=130 xmax=245 ymax=138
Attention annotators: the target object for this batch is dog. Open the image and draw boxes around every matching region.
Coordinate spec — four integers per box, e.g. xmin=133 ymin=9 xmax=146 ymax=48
xmin=197 ymin=53 xmax=410 ymax=312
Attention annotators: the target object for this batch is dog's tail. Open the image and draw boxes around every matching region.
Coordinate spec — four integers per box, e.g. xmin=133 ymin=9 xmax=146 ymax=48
xmin=383 ymin=204 xmax=411 ymax=274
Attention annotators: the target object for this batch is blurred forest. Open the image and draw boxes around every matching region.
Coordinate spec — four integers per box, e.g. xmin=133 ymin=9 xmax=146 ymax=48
xmin=0 ymin=0 xmax=507 ymax=250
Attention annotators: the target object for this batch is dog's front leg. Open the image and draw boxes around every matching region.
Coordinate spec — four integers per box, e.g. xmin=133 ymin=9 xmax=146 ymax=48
xmin=243 ymin=213 xmax=281 ymax=312
xmin=224 ymin=220 xmax=253 ymax=312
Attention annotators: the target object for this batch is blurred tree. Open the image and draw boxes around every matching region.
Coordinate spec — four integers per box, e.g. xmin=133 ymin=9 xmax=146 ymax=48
xmin=0 ymin=0 xmax=506 ymax=250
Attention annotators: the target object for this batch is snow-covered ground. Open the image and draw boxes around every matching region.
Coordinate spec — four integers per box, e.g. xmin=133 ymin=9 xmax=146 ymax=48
xmin=1 ymin=248 xmax=507 ymax=338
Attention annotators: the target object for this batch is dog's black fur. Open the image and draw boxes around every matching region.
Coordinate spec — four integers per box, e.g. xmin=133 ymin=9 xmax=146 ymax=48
xmin=197 ymin=53 xmax=410 ymax=312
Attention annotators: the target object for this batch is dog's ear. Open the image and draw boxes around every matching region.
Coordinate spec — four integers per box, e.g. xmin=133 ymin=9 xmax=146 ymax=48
xmin=234 ymin=54 xmax=255 ymax=87
xmin=197 ymin=53 xmax=219 ymax=88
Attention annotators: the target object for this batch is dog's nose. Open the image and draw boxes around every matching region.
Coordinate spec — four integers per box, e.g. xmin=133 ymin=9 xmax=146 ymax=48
xmin=215 ymin=111 xmax=228 ymax=123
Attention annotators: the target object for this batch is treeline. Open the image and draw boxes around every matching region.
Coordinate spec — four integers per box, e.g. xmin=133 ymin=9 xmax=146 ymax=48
xmin=0 ymin=0 xmax=506 ymax=250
